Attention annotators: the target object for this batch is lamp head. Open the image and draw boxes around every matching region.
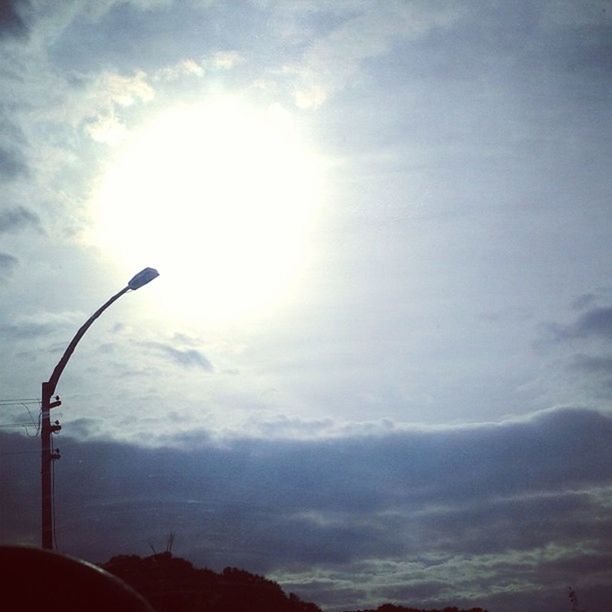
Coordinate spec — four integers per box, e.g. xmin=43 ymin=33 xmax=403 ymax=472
xmin=128 ymin=267 xmax=159 ymax=290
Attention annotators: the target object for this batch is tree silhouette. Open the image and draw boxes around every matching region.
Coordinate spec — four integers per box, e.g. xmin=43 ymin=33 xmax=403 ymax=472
xmin=102 ymin=552 xmax=321 ymax=612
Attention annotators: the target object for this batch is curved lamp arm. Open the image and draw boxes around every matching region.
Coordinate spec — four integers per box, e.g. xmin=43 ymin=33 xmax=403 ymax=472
xmin=44 ymin=267 xmax=159 ymax=398
xmin=45 ymin=286 xmax=129 ymax=397
xmin=41 ymin=267 xmax=158 ymax=551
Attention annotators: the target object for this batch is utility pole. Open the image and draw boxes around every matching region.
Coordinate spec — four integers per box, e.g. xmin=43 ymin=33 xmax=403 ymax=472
xmin=41 ymin=381 xmax=61 ymax=550
xmin=39 ymin=267 xmax=159 ymax=550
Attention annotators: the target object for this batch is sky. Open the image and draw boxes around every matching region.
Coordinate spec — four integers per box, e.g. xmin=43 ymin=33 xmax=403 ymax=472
xmin=0 ymin=1 xmax=611 ymax=610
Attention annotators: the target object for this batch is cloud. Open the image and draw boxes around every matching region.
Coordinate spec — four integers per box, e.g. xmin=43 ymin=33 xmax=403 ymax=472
xmin=0 ymin=205 xmax=42 ymax=234
xmin=145 ymin=341 xmax=214 ymax=371
xmin=0 ymin=0 xmax=30 ymax=39
xmin=0 ymin=252 xmax=18 ymax=277
xmin=571 ymin=354 xmax=612 ymax=374
xmin=210 ymin=50 xmax=245 ymax=70
xmin=0 ymin=319 xmax=52 ymax=339
xmin=568 ymin=354 xmax=612 ymax=400
xmin=248 ymin=414 xmax=337 ymax=439
xmin=290 ymin=1 xmax=462 ymax=108
xmin=82 ymin=70 xmax=155 ymax=144
xmin=151 ymin=51 xmax=242 ymax=82
xmin=2 ymin=407 xmax=611 ymax=611
xmin=541 ymin=0 xmax=612 ymax=28
xmin=0 ymin=310 xmax=86 ymax=340
xmin=536 ymin=299 xmax=612 ymax=405
xmin=153 ymin=58 xmax=205 ymax=81
xmin=571 ymin=292 xmax=598 ymax=311
xmin=0 ymin=147 xmax=28 ymax=180
xmin=552 ymin=306 xmax=612 ymax=341
xmin=96 ymin=71 xmax=155 ymax=107
xmin=574 ymin=307 xmax=612 ymax=339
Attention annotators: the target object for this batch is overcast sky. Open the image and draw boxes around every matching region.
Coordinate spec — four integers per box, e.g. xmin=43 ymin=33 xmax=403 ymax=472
xmin=1 ymin=1 xmax=611 ymax=611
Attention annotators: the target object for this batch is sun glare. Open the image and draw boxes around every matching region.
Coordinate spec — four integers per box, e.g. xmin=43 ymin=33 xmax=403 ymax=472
xmin=89 ymin=96 xmax=324 ymax=325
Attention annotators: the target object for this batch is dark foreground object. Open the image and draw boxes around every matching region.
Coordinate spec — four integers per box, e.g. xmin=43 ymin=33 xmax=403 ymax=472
xmin=0 ymin=546 xmax=154 ymax=612
xmin=347 ymin=606 xmax=488 ymax=612
xmin=102 ymin=553 xmax=487 ymax=612
xmin=103 ymin=552 xmax=321 ymax=612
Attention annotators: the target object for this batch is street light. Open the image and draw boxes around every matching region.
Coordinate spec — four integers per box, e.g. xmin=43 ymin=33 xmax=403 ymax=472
xmin=41 ymin=267 xmax=159 ymax=550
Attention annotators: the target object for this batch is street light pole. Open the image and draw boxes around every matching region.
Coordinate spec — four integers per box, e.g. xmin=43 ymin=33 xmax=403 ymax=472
xmin=41 ymin=267 xmax=159 ymax=550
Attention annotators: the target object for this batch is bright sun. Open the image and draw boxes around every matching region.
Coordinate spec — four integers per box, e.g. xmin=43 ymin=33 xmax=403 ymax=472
xmin=89 ymin=95 xmax=325 ymax=325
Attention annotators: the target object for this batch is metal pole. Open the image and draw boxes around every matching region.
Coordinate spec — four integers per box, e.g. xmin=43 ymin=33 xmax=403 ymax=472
xmin=41 ymin=382 xmax=52 ymax=550
xmin=38 ymin=268 xmax=158 ymax=549
xmin=41 ymin=382 xmax=61 ymax=549
xmin=40 ymin=286 xmax=129 ymax=549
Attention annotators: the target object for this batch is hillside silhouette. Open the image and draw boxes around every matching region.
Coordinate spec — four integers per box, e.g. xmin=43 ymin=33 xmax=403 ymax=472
xmin=101 ymin=552 xmax=321 ymax=612
xmin=101 ymin=552 xmax=488 ymax=612
xmin=346 ymin=605 xmax=488 ymax=612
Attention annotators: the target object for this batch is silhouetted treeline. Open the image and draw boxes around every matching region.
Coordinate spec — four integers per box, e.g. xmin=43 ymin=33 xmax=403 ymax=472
xmin=346 ymin=605 xmax=488 ymax=612
xmin=101 ymin=552 xmax=321 ymax=612
xmin=101 ymin=552 xmax=488 ymax=612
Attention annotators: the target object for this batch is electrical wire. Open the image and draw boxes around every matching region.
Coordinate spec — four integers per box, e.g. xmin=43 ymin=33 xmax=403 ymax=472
xmin=1 ymin=396 xmax=59 ymax=548
xmin=0 ymin=449 xmax=41 ymax=457
xmin=0 ymin=404 xmax=42 ymax=436
xmin=23 ymin=403 xmax=41 ymax=436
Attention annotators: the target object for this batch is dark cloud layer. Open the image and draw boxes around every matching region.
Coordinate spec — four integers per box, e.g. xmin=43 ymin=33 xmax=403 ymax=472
xmin=2 ymin=407 xmax=611 ymax=611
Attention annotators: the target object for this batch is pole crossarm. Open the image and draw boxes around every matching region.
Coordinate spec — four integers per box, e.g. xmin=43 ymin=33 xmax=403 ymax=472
xmin=45 ymin=286 xmax=129 ymax=396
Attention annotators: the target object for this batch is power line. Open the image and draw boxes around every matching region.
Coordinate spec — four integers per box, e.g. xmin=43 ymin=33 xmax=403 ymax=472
xmin=0 ymin=449 xmax=40 ymax=457
xmin=0 ymin=402 xmax=42 ymax=436
xmin=24 ymin=404 xmax=41 ymax=437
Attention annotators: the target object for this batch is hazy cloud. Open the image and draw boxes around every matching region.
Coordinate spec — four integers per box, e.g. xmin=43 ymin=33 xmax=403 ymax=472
xmin=571 ymin=292 xmax=598 ymax=311
xmin=568 ymin=354 xmax=612 ymax=400
xmin=0 ymin=147 xmax=28 ymax=180
xmin=536 ymin=298 xmax=612 ymax=403
xmin=210 ymin=50 xmax=245 ymax=70
xmin=145 ymin=341 xmax=213 ymax=371
xmin=0 ymin=320 xmax=52 ymax=339
xmin=549 ymin=306 xmax=612 ymax=342
xmin=571 ymin=306 xmax=612 ymax=340
xmin=572 ymin=354 xmax=612 ymax=374
xmin=82 ymin=70 xmax=155 ymax=144
xmin=153 ymin=58 xmax=205 ymax=81
xmin=291 ymin=1 xmax=461 ymax=108
xmin=0 ymin=310 xmax=85 ymax=340
xmin=0 ymin=252 xmax=18 ymax=277
xmin=0 ymin=206 xmax=42 ymax=234
xmin=0 ymin=0 xmax=30 ymax=39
